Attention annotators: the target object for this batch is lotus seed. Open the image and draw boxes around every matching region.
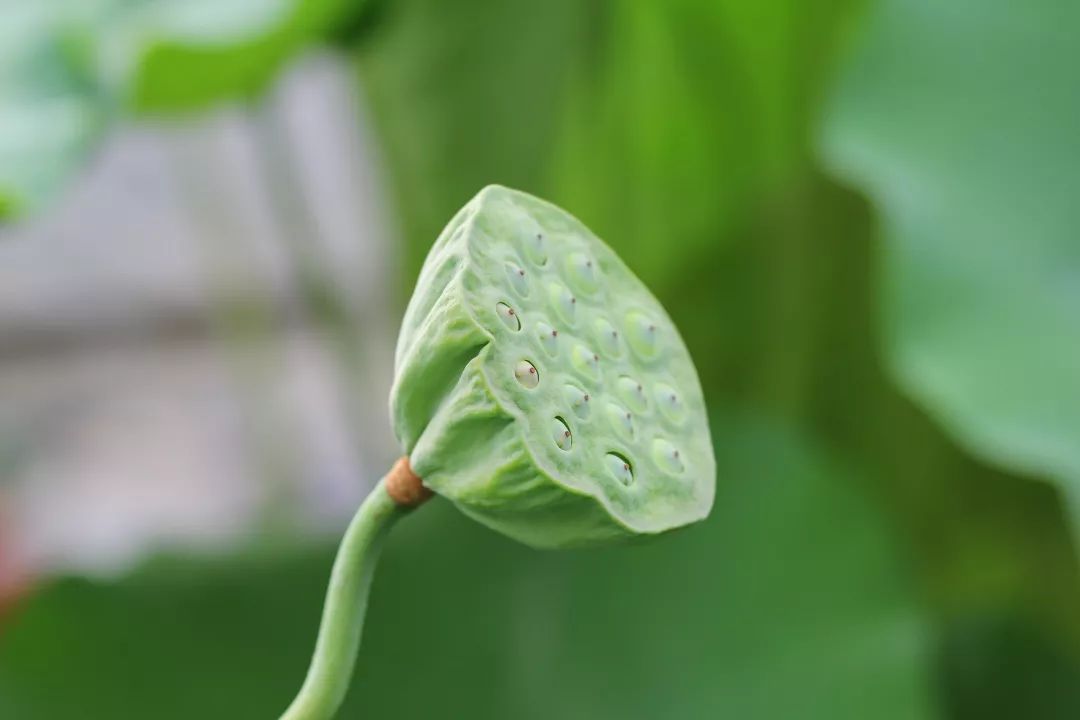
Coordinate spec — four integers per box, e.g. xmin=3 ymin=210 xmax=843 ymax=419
xmin=652 ymin=438 xmax=685 ymax=475
xmin=654 ymin=383 xmax=686 ymax=424
xmin=625 ymin=311 xmax=660 ymax=360
xmin=504 ymin=261 xmax=529 ymax=296
xmin=616 ymin=376 xmax=648 ymax=413
xmin=535 ymin=322 xmax=559 ymax=357
xmin=548 ymin=282 xmax=577 ymax=325
xmin=514 ymin=360 xmax=539 ymax=388
xmin=605 ymin=402 xmax=635 ymax=441
xmin=496 ymin=302 xmax=521 ymax=331
xmin=593 ymin=317 xmax=622 ymax=358
xmin=563 ymin=384 xmax=591 ymax=419
xmin=551 ymin=417 xmax=573 ymax=451
xmin=565 ymin=252 xmax=600 ymax=294
xmin=570 ymin=344 xmax=601 ymax=379
xmin=604 ymin=452 xmax=634 ymax=486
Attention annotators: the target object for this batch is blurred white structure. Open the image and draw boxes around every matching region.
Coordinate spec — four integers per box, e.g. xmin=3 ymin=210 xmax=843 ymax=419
xmin=0 ymin=52 xmax=400 ymax=578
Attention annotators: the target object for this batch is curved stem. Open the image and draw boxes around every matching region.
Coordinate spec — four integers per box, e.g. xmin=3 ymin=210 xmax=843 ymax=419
xmin=281 ymin=478 xmax=408 ymax=720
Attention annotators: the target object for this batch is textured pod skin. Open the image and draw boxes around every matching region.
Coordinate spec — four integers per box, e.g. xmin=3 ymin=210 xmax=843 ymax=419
xmin=391 ymin=185 xmax=714 ymax=548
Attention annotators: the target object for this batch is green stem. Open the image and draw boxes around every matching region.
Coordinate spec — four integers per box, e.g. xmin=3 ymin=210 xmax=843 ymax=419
xmin=281 ymin=478 xmax=409 ymax=720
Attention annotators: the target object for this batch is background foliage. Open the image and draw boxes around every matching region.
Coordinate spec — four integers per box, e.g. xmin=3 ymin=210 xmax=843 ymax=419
xmin=1 ymin=0 xmax=1078 ymax=718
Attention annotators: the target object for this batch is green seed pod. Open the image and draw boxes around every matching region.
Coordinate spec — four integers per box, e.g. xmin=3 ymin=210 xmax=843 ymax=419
xmin=390 ymin=185 xmax=714 ymax=548
xmin=283 ymin=185 xmax=717 ymax=720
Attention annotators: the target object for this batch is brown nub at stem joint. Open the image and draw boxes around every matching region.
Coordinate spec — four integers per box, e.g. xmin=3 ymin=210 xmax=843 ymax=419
xmin=385 ymin=456 xmax=433 ymax=507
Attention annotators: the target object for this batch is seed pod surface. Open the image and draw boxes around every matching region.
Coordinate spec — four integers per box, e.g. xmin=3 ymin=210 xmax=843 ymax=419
xmin=391 ymin=185 xmax=714 ymax=548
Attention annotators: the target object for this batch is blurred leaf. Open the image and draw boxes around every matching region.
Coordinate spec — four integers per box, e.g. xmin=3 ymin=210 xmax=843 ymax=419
xmin=0 ymin=418 xmax=936 ymax=719
xmin=83 ymin=0 xmax=357 ymax=113
xmin=550 ymin=0 xmax=861 ymax=292
xmin=0 ymin=0 xmax=359 ymax=221
xmin=820 ymin=1 xmax=1080 ymax=495
xmin=0 ymin=4 xmax=105 ymax=219
xmin=357 ymin=0 xmax=864 ymax=295
xmin=684 ymin=167 xmax=1080 ymax=660
xmin=940 ymin=612 xmax=1080 ymax=720
xmin=355 ymin=0 xmax=592 ymax=285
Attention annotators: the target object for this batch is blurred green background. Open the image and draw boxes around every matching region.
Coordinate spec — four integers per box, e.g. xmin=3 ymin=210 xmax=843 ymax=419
xmin=1 ymin=0 xmax=1078 ymax=718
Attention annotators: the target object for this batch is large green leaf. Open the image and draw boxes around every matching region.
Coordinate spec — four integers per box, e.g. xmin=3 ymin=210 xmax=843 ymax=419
xmin=0 ymin=419 xmax=936 ymax=719
xmin=820 ymin=1 xmax=1080 ymax=492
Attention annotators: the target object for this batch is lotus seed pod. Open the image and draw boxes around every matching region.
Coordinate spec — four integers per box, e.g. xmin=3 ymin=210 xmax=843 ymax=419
xmin=390 ymin=185 xmax=715 ymax=548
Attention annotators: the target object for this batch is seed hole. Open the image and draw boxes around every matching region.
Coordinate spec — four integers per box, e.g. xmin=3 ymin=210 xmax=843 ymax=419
xmin=514 ymin=360 xmax=539 ymax=389
xmin=605 ymin=452 xmax=634 ymax=486
xmin=594 ymin=318 xmax=622 ymax=357
xmin=605 ymin=402 xmax=634 ymax=441
xmin=654 ymin=383 xmax=686 ymax=424
xmin=536 ymin=322 xmax=559 ymax=357
xmin=616 ymin=376 xmax=648 ymax=413
xmin=652 ymin=438 xmax=685 ymax=475
xmin=496 ymin=302 xmax=521 ymax=331
xmin=565 ymin=252 xmax=600 ymax=295
xmin=523 ymin=231 xmax=548 ymax=266
xmin=548 ymin=283 xmax=576 ymax=325
xmin=552 ymin=417 xmax=572 ymax=451
xmin=563 ymin=384 xmax=591 ymax=419
xmin=571 ymin=344 xmax=601 ymax=379
xmin=625 ymin=311 xmax=660 ymax=360
xmin=504 ymin=262 xmax=529 ymax=296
